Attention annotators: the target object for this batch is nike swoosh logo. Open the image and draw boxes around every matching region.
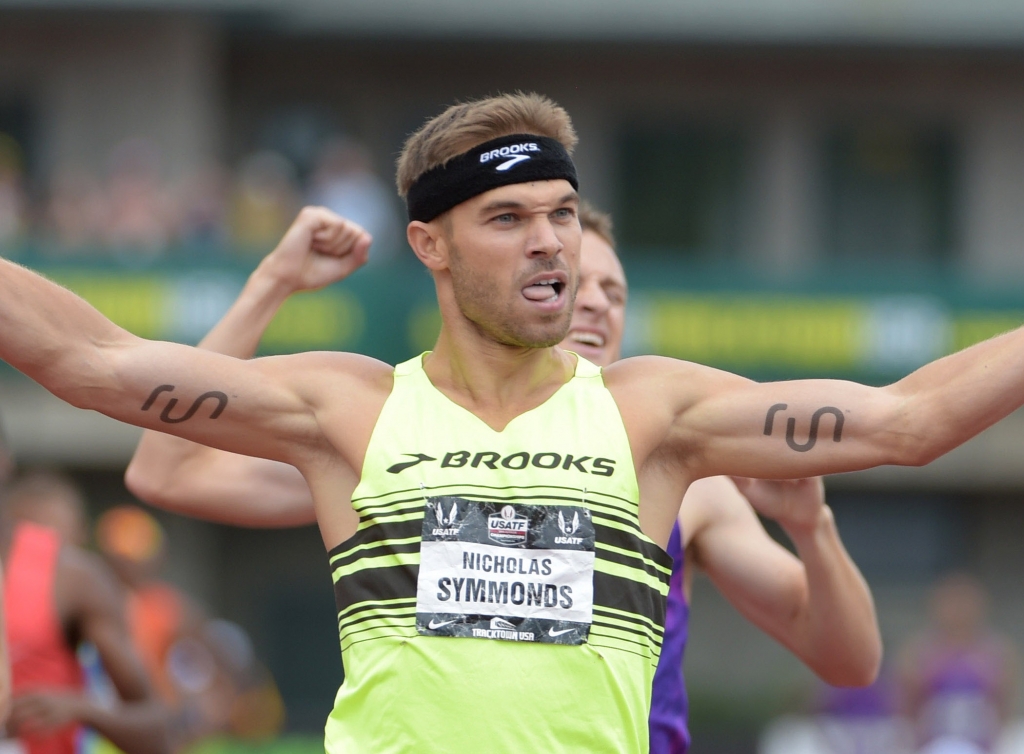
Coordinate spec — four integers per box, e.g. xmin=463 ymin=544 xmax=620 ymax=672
xmin=428 ymin=618 xmax=458 ymax=630
xmin=548 ymin=627 xmax=574 ymax=637
xmin=496 ymin=154 xmax=531 ymax=171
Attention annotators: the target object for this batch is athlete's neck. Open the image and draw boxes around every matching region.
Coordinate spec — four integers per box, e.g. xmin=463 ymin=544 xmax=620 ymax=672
xmin=424 ymin=326 xmax=576 ymax=433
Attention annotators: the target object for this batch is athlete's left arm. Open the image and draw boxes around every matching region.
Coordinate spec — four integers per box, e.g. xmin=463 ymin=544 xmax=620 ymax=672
xmin=689 ymin=476 xmax=881 ymax=687
xmin=612 ymin=323 xmax=1024 ymax=480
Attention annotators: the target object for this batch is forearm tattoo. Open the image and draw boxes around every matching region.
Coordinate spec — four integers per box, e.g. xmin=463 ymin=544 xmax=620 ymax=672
xmin=141 ymin=385 xmax=228 ymax=424
xmin=763 ymin=403 xmax=845 ymax=452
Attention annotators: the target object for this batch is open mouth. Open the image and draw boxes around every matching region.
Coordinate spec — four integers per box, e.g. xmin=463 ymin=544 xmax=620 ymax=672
xmin=522 ymin=277 xmax=566 ymax=303
xmin=568 ymin=330 xmax=606 ymax=349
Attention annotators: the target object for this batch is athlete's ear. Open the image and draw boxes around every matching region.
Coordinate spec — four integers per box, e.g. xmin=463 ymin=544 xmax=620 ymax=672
xmin=407 ymin=220 xmax=449 ymax=271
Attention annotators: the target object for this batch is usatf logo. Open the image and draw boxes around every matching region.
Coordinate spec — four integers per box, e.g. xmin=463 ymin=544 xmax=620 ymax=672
xmin=554 ymin=510 xmax=583 ymax=545
xmin=488 ymin=505 xmax=529 ymax=546
xmin=386 ymin=450 xmax=616 ymax=477
xmin=432 ymin=501 xmax=461 ymax=536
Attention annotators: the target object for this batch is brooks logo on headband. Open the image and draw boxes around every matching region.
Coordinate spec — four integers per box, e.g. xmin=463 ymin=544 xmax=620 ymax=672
xmin=480 ymin=143 xmax=541 ymax=171
xmin=406 ymin=133 xmax=578 ymax=223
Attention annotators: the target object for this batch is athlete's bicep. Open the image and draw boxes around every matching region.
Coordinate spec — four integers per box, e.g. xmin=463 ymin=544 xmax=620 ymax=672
xmin=99 ymin=340 xmax=326 ymax=464
xmin=132 ymin=446 xmax=315 ymax=528
xmin=107 ymin=344 xmax=387 ymax=467
xmin=671 ymin=365 xmax=915 ymax=480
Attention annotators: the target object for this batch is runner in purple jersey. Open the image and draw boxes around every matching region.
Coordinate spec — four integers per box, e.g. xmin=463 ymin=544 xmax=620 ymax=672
xmin=123 ymin=203 xmax=883 ymax=752
xmin=650 ymin=523 xmax=690 ymax=752
xmin=900 ymin=574 xmax=1018 ymax=753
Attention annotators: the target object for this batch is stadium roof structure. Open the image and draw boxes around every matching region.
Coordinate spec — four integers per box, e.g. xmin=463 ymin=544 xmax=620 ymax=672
xmin=4 ymin=0 xmax=1024 ymax=46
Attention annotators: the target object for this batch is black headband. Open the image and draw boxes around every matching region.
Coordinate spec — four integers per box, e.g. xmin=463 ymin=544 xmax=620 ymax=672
xmin=406 ymin=133 xmax=579 ymax=223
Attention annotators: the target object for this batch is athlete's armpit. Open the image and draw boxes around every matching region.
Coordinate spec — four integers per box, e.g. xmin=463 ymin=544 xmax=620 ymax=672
xmin=763 ymin=403 xmax=845 ymax=453
xmin=141 ymin=384 xmax=229 ymax=425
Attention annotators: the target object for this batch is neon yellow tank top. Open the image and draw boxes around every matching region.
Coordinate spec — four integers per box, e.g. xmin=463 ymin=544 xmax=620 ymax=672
xmin=324 ymin=354 xmax=671 ymax=753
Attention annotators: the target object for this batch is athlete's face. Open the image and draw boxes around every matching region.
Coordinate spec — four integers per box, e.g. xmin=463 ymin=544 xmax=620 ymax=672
xmin=560 ymin=230 xmax=627 ymax=367
xmin=438 ymin=180 xmax=581 ymax=348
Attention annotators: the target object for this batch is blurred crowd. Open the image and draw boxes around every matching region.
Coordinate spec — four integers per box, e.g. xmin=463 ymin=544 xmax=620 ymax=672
xmin=0 ymin=413 xmax=285 ymax=753
xmin=0 ymin=133 xmax=403 ymax=263
xmin=762 ymin=573 xmax=1021 ymax=754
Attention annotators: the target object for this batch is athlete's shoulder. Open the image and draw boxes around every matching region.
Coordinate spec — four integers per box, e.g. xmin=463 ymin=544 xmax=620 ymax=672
xmin=604 ymin=356 xmax=743 ymax=410
xmin=258 ymin=351 xmax=394 ymax=395
xmin=603 ymin=355 xmax=727 ymax=385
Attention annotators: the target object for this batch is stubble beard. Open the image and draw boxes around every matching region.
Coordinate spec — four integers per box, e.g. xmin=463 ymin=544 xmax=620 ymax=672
xmin=448 ymin=242 xmax=576 ymax=349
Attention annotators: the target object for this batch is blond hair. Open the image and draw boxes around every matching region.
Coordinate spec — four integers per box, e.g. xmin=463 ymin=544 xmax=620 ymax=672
xmin=396 ymin=92 xmax=577 ymax=198
xmin=578 ymin=201 xmax=615 ymax=249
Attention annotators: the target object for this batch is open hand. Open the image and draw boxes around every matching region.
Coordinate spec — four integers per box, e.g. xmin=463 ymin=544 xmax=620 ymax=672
xmin=730 ymin=477 xmax=826 ymax=534
xmin=9 ymin=691 xmax=85 ymax=734
xmin=261 ymin=206 xmax=373 ymax=294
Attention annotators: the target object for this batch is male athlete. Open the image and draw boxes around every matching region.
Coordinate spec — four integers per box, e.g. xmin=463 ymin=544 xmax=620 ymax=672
xmin=125 ymin=203 xmax=881 ymax=753
xmin=1 ymin=93 xmax=1023 ymax=751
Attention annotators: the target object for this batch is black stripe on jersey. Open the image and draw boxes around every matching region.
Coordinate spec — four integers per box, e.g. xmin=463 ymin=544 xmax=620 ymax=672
xmin=329 ymin=519 xmax=423 ymax=562
xmin=334 ymin=564 xmax=419 ymax=615
xmin=593 ymin=604 xmax=665 ymax=638
xmin=339 ymin=607 xmax=418 ymax=634
xmin=590 ymin=619 xmax=660 ymax=648
xmin=342 ymin=617 xmax=417 ymax=647
xmin=337 ymin=596 xmax=416 ymax=624
xmin=330 ymin=538 xmax=421 ymax=573
xmin=593 ymin=571 xmax=668 ymax=633
xmin=588 ymin=637 xmax=658 ymax=662
xmin=354 ymin=484 xmax=650 ymax=539
xmin=589 ymin=624 xmax=659 ymax=653
xmin=352 ymin=482 xmax=640 ymax=509
xmin=355 ymin=495 xmax=433 ymax=516
xmin=594 ymin=525 xmax=672 ymax=574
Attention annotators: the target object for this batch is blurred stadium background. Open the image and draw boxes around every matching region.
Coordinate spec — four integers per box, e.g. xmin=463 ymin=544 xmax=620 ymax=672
xmin=4 ymin=1 xmax=1024 ymax=751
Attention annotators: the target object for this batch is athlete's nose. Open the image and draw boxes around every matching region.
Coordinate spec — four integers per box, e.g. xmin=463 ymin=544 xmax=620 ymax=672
xmin=526 ymin=216 xmax=563 ymax=259
xmin=576 ymin=277 xmax=609 ymax=314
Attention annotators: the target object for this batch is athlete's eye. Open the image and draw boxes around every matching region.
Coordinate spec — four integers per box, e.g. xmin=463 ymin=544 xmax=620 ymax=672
xmin=494 ymin=213 xmax=517 ymax=224
xmin=553 ymin=208 xmax=575 ymax=220
xmin=606 ymin=286 xmax=626 ymax=306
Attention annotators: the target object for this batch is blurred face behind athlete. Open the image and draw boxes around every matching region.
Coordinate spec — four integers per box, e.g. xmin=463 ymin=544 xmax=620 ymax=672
xmin=560 ymin=229 xmax=627 ymax=367
xmin=431 ymin=180 xmax=582 ymax=349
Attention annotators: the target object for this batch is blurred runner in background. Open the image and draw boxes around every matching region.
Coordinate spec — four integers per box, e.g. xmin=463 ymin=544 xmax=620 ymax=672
xmin=899 ymin=573 xmax=1018 ymax=754
xmin=0 ymin=415 xmax=13 ymax=727
xmin=0 ymin=471 xmax=168 ymax=754
xmin=95 ymin=506 xmax=283 ymax=750
xmin=0 ymin=414 xmax=12 ymax=487
xmin=124 ymin=202 xmax=881 ymax=753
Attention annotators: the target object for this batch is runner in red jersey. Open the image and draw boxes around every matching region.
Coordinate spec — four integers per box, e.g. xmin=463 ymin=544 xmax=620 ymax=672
xmin=1 ymin=472 xmax=169 ymax=754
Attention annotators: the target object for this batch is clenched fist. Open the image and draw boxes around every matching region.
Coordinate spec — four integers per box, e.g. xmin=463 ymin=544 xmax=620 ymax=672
xmin=259 ymin=206 xmax=373 ymax=294
xmin=731 ymin=476 xmax=827 ymax=535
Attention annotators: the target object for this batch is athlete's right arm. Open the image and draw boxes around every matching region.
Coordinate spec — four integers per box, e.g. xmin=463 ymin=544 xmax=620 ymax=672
xmin=0 ymin=209 xmax=377 ymax=467
xmin=125 ymin=210 xmax=370 ymax=527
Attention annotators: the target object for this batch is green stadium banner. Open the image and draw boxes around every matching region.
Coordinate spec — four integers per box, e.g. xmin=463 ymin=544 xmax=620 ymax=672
xmin=8 ymin=254 xmax=1023 ymax=384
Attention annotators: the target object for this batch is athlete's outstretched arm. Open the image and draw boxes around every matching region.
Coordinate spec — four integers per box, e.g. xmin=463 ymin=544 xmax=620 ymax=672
xmin=613 ymin=324 xmax=1024 ymax=481
xmin=688 ymin=477 xmax=880 ymax=687
xmin=125 ymin=211 xmax=370 ymax=527
xmin=0 ymin=208 xmax=379 ymax=467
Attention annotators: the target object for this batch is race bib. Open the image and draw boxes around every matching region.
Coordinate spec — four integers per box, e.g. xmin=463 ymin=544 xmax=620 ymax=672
xmin=416 ymin=496 xmax=595 ymax=645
